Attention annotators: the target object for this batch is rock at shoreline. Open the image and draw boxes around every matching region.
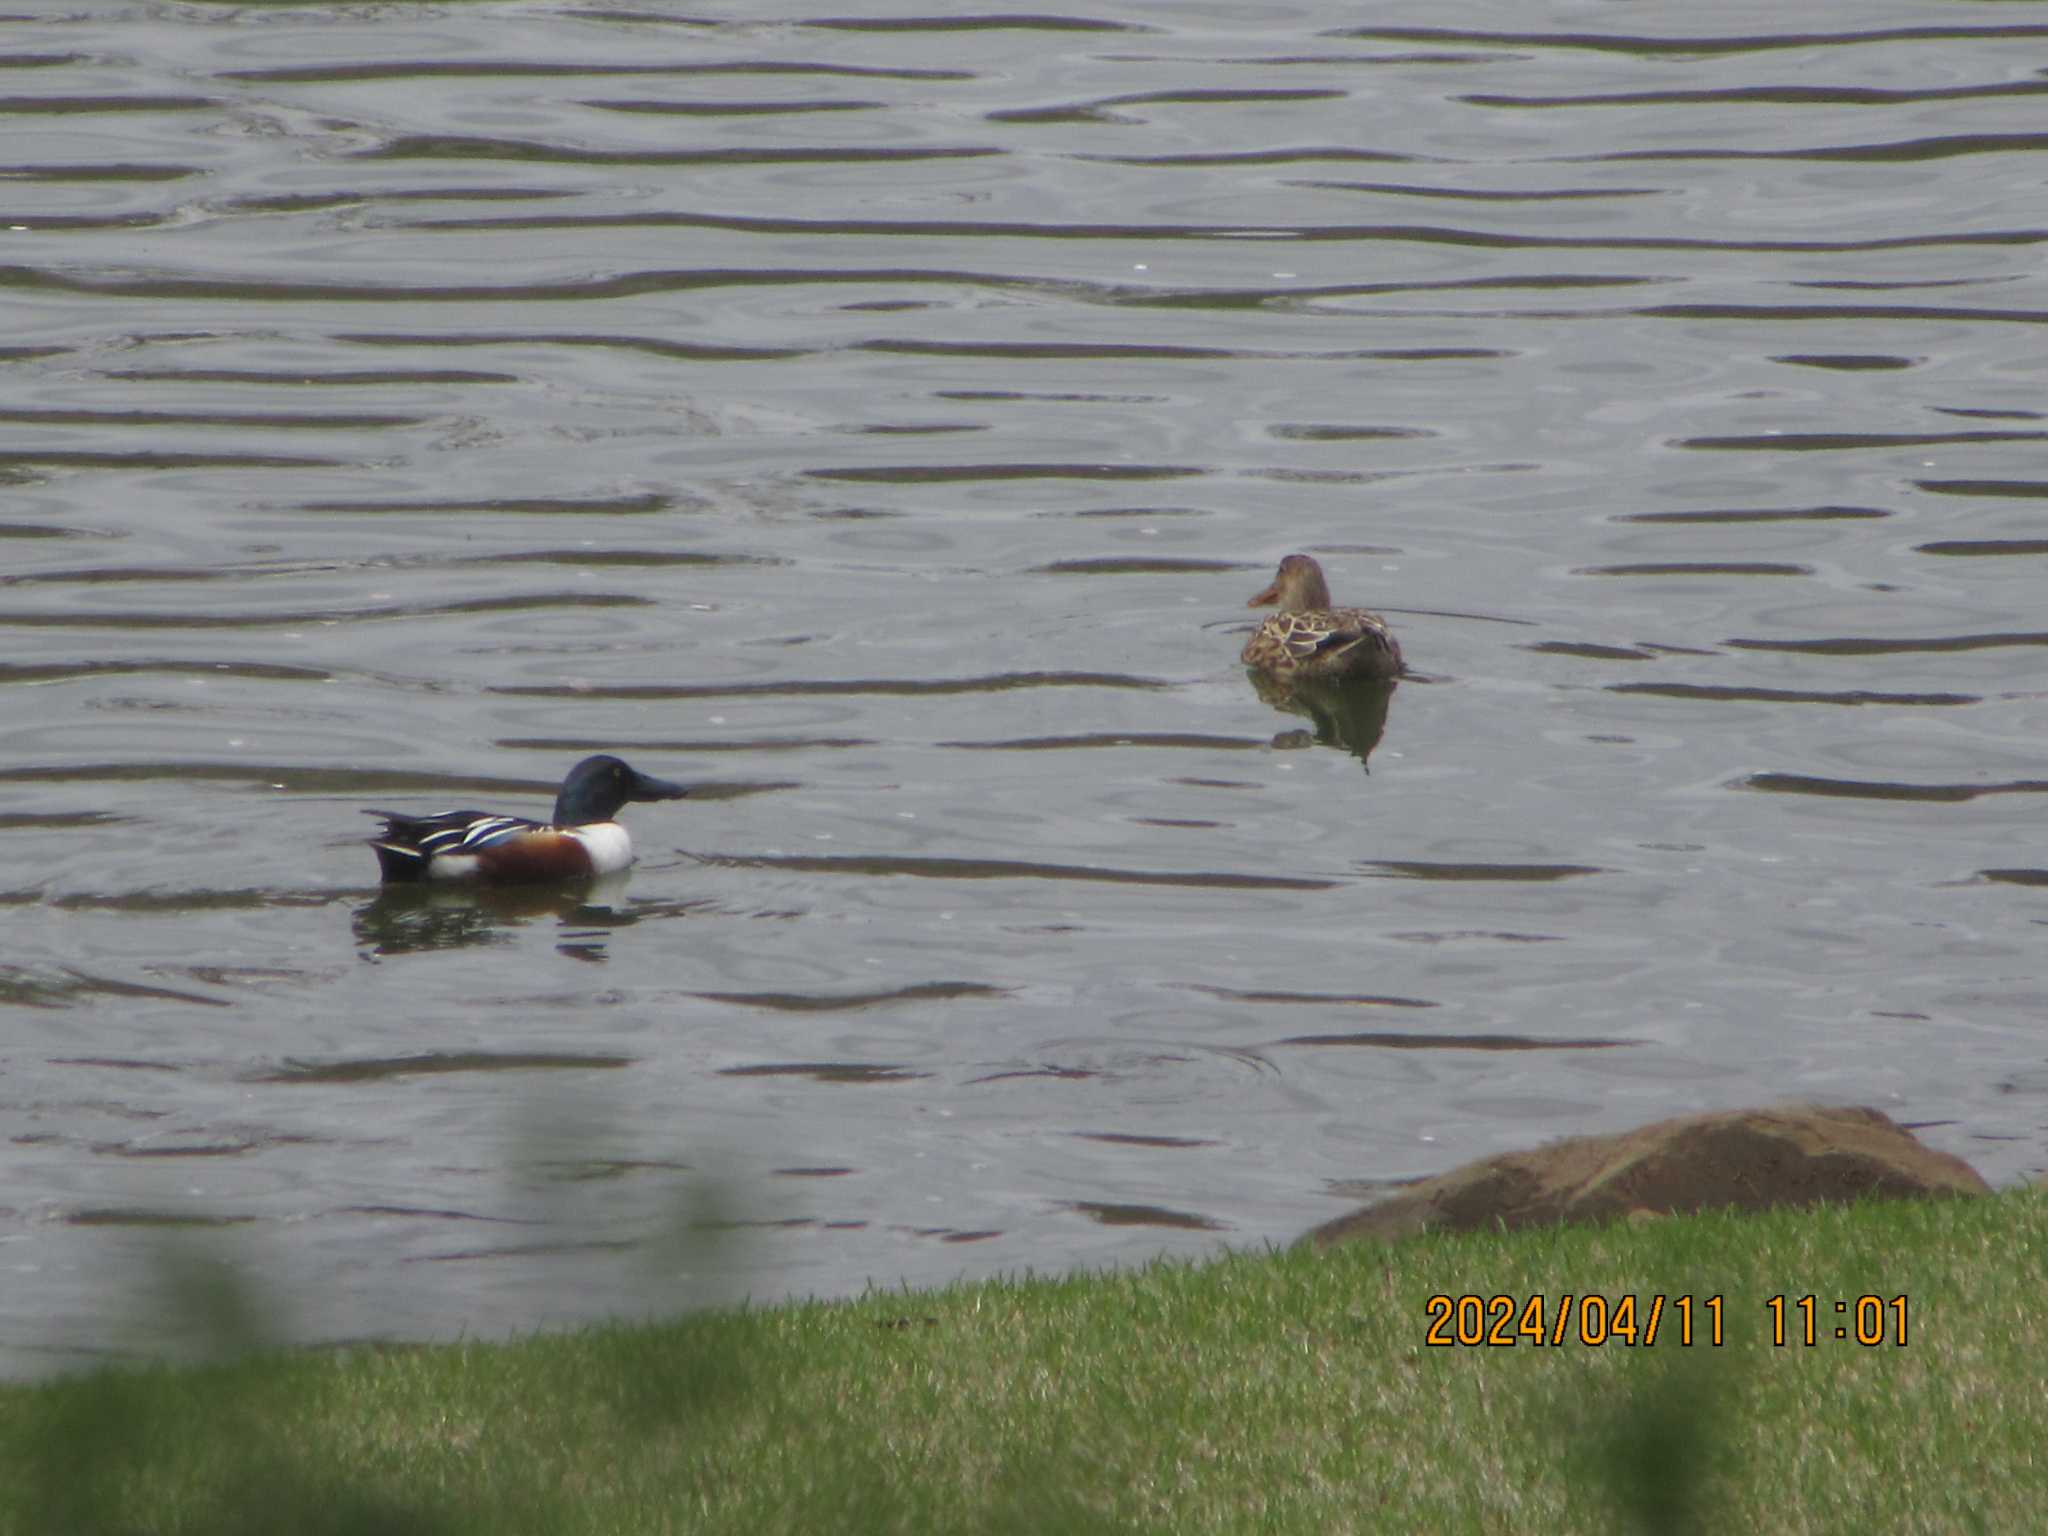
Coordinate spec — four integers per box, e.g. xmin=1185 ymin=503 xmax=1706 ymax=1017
xmin=1305 ymin=1104 xmax=1990 ymax=1248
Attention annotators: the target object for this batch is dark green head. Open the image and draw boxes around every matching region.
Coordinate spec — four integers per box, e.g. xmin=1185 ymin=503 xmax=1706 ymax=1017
xmin=552 ymin=754 xmax=688 ymax=827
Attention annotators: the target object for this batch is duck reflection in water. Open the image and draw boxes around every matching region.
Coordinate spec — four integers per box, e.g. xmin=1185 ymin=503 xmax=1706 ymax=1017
xmin=1247 ymin=668 xmax=1398 ymax=773
xmin=353 ymin=871 xmax=637 ymax=958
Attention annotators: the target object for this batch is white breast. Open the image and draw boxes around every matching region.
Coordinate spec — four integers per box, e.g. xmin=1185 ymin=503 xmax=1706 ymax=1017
xmin=566 ymin=821 xmax=634 ymax=875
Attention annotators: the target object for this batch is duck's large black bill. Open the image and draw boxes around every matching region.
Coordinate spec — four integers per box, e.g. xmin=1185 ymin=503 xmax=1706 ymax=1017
xmin=626 ymin=769 xmax=689 ymax=803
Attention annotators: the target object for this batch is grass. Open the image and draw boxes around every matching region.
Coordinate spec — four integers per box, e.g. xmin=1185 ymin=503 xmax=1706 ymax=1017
xmin=1 ymin=1186 xmax=2042 ymax=1534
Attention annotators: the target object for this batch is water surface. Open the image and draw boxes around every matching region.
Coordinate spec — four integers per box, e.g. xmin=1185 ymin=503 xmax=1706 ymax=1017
xmin=1 ymin=0 xmax=2045 ymax=1373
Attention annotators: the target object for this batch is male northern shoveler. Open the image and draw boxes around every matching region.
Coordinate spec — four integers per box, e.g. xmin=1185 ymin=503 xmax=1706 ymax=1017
xmin=1241 ymin=553 xmax=1403 ymax=680
xmin=365 ymin=754 xmax=687 ymax=884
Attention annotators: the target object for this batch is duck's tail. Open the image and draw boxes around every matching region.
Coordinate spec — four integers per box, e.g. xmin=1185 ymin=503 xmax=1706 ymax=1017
xmin=363 ymin=810 xmax=433 ymax=883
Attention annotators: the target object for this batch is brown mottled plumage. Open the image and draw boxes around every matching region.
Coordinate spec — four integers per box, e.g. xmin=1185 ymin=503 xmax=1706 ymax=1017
xmin=1240 ymin=554 xmax=1402 ymax=680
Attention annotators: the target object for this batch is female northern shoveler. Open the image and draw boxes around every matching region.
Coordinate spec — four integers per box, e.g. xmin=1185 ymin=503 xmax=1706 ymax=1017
xmin=365 ymin=754 xmax=687 ymax=884
xmin=1241 ymin=553 xmax=1403 ymax=680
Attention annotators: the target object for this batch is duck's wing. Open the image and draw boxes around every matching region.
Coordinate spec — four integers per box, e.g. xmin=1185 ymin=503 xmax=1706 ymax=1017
xmin=1316 ymin=607 xmax=1400 ymax=665
xmin=1246 ymin=611 xmax=1357 ymax=663
xmin=363 ymin=809 xmax=544 ymax=856
xmin=1242 ymin=613 xmax=1316 ymax=668
xmin=1243 ymin=607 xmax=1401 ymax=673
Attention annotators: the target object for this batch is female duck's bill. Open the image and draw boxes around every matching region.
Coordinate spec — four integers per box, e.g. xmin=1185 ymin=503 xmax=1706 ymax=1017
xmin=365 ymin=754 xmax=688 ymax=884
xmin=1241 ymin=553 xmax=1403 ymax=681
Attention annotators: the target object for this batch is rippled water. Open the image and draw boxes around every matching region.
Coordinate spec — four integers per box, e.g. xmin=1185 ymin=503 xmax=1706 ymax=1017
xmin=2 ymin=0 xmax=2045 ymax=1374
